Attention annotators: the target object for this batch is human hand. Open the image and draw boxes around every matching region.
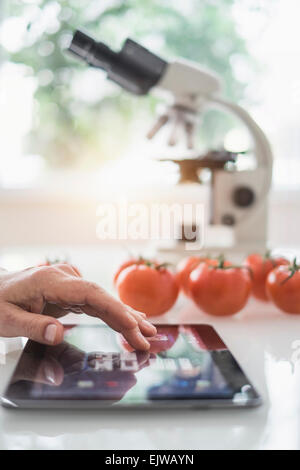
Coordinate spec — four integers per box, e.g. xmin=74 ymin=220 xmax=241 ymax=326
xmin=0 ymin=264 xmax=156 ymax=350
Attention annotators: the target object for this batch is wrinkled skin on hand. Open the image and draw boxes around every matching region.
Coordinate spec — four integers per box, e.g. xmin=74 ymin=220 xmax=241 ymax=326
xmin=0 ymin=264 xmax=156 ymax=350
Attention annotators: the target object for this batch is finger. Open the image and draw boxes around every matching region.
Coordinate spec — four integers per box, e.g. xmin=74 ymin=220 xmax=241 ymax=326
xmin=129 ymin=309 xmax=157 ymax=337
xmin=35 ymin=271 xmax=151 ymax=350
xmin=126 ymin=306 xmax=147 ymax=318
xmin=82 ymin=305 xmax=150 ymax=350
xmin=84 ymin=303 xmax=157 ymax=338
xmin=42 ymin=303 xmax=69 ymax=318
xmin=52 ymin=263 xmax=80 ymax=278
xmin=29 ymin=297 xmax=45 ymax=314
xmin=42 ymin=302 xmax=83 ymax=318
xmin=121 ymin=326 xmax=150 ymax=351
xmin=0 ymin=303 xmax=64 ymax=345
xmin=38 ymin=275 xmax=137 ymax=330
xmin=41 ymin=276 xmax=143 ymax=334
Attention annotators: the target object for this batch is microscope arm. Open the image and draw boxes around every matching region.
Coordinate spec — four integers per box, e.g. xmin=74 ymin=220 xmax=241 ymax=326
xmin=210 ymin=96 xmax=273 ymax=172
xmin=210 ymin=95 xmax=273 ymax=216
xmin=207 ymin=95 xmax=273 ymax=227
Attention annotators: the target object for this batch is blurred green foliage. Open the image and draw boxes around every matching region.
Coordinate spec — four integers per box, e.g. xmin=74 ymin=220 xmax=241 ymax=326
xmin=5 ymin=0 xmax=256 ymax=168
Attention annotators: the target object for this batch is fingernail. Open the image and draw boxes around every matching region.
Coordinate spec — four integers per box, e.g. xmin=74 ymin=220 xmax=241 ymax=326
xmin=44 ymin=364 xmax=56 ymax=384
xmin=137 ymin=331 xmax=150 ymax=349
xmin=141 ymin=319 xmax=157 ymax=333
xmin=44 ymin=324 xmax=57 ymax=344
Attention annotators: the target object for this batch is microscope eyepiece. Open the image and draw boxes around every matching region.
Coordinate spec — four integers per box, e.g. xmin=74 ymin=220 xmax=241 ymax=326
xmin=68 ymin=30 xmax=167 ymax=95
xmin=68 ymin=30 xmax=117 ymax=69
xmin=68 ymin=30 xmax=94 ymax=61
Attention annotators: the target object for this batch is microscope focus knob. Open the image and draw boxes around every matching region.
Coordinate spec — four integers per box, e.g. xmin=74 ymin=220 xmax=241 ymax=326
xmin=233 ymin=186 xmax=255 ymax=207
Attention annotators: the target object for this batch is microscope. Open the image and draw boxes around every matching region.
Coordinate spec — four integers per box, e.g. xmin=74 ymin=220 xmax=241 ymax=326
xmin=68 ymin=30 xmax=273 ymax=256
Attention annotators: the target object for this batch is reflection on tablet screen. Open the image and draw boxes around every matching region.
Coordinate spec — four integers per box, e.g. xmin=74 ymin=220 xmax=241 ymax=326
xmin=3 ymin=324 xmax=260 ymax=407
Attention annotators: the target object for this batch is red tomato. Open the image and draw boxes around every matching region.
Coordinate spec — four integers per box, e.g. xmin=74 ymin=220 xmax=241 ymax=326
xmin=116 ymin=264 xmax=179 ymax=317
xmin=244 ymin=253 xmax=289 ymax=302
xmin=266 ymin=261 xmax=300 ymax=314
xmin=113 ymin=257 xmax=159 ymax=285
xmin=176 ymin=256 xmax=209 ymax=297
xmin=189 ymin=260 xmax=251 ymax=316
xmin=114 ymin=259 xmax=142 ymax=285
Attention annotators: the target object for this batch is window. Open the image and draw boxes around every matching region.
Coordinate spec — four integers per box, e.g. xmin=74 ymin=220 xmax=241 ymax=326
xmin=0 ymin=0 xmax=299 ymax=191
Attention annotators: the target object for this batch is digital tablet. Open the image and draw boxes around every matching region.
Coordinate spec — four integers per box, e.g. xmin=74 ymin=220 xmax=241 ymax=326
xmin=1 ymin=324 xmax=262 ymax=409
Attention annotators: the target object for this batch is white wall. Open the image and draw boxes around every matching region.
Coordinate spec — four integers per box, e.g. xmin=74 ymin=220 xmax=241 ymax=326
xmin=0 ymin=189 xmax=299 ymax=248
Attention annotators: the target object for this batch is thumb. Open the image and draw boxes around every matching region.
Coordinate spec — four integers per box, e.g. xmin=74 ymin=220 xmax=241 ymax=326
xmin=1 ymin=304 xmax=64 ymax=345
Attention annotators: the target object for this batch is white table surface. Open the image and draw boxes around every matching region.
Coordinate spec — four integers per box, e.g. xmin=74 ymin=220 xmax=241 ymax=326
xmin=1 ymin=244 xmax=300 ymax=450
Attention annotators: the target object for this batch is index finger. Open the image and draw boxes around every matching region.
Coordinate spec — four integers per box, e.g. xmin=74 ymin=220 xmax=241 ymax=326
xmin=42 ymin=276 xmax=150 ymax=351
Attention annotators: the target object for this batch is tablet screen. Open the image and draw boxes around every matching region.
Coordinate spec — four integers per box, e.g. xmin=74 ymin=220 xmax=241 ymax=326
xmin=2 ymin=324 xmax=261 ymax=408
